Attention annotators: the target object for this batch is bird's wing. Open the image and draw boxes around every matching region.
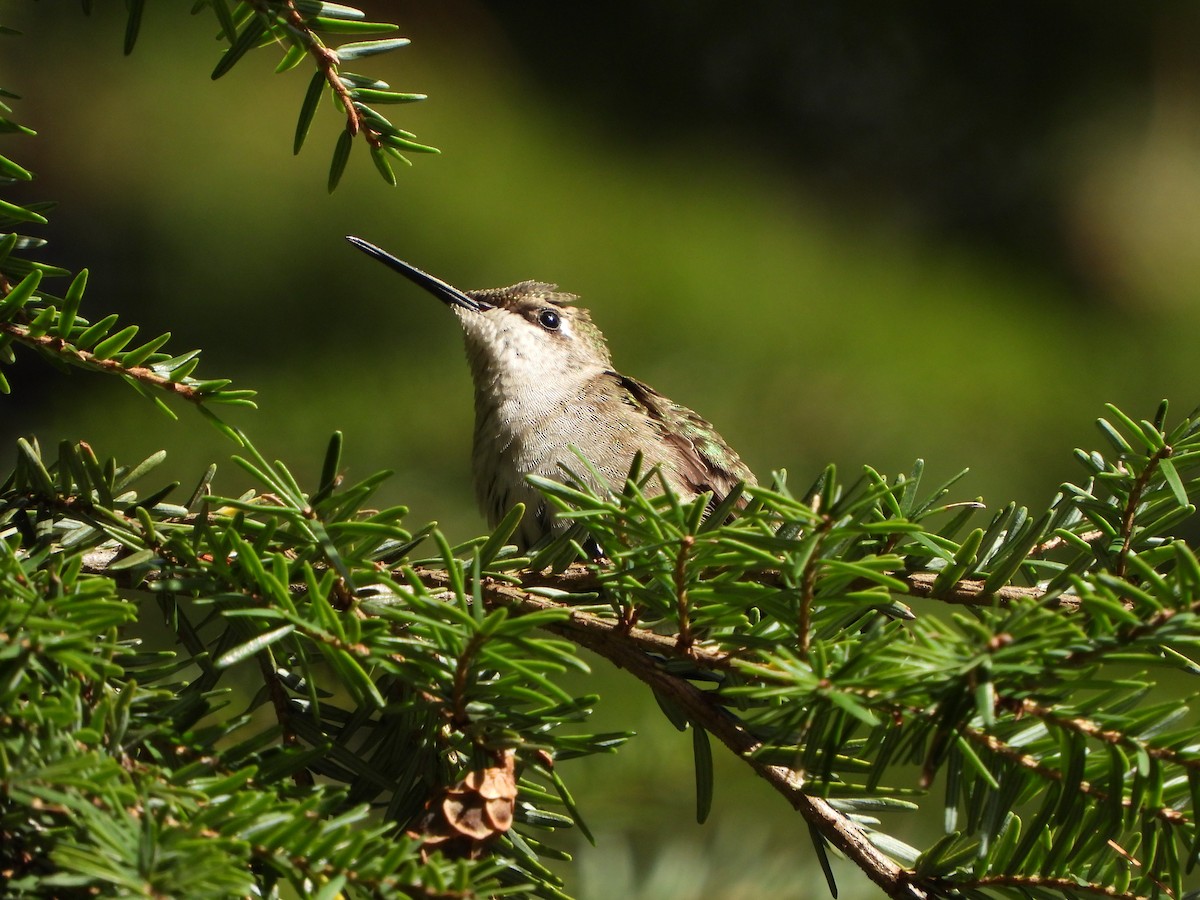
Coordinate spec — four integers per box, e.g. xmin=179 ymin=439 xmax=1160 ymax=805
xmin=611 ymin=372 xmax=755 ymax=500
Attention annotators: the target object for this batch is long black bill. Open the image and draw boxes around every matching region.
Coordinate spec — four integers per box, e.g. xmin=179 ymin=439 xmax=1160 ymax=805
xmin=345 ymin=236 xmax=490 ymax=312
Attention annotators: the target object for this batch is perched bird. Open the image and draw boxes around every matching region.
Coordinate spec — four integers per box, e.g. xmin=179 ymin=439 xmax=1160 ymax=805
xmin=347 ymin=236 xmax=755 ymax=548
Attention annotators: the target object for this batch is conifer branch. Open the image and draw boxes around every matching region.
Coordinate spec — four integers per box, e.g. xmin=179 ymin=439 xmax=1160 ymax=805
xmin=1116 ymin=443 xmax=1174 ymax=577
xmin=1014 ymin=697 xmax=1200 ymax=774
xmin=0 ymin=319 xmax=209 ymax=402
xmin=417 ymin=567 xmax=926 ymax=899
xmin=927 ymin=874 xmax=1148 ymax=900
xmin=957 ymin=712 xmax=1187 ymax=828
xmin=5 ymin=5 xmax=1199 ymax=894
xmin=263 ymin=0 xmax=363 ymax=139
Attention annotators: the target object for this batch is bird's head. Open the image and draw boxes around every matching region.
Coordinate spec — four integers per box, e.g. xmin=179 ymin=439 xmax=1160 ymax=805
xmin=347 ymin=236 xmax=613 ymax=385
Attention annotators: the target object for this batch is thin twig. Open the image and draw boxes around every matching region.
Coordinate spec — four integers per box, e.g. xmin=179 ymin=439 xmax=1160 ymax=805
xmin=927 ymin=873 xmax=1150 ymax=900
xmin=522 ymin=563 xmax=1081 ymax=612
xmin=451 ymin=633 xmax=484 ymax=726
xmin=254 ymin=650 xmax=314 ymax=787
xmin=900 ymin=571 xmax=1076 ymax=607
xmin=419 ymin=567 xmax=927 ymax=900
xmin=797 ymin=516 xmax=833 ymax=658
xmin=1031 ymin=528 xmax=1105 ymax=556
xmin=1014 ymin=697 xmax=1200 ymax=774
xmin=959 ymin=715 xmax=1187 ymax=827
xmin=673 ymin=535 xmax=694 ymax=651
xmin=269 ymin=0 xmax=372 ymax=143
xmin=0 ymin=321 xmax=206 ymax=401
xmin=1116 ymin=444 xmax=1174 ymax=578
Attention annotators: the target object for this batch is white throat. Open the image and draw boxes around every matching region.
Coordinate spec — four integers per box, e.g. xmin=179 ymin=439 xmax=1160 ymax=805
xmin=457 ymin=309 xmax=592 ymax=430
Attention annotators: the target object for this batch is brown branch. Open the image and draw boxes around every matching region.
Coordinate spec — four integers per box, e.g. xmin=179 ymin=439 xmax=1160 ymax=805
xmin=902 ymin=570 xmax=1078 ymax=609
xmin=308 ymin=55 xmax=362 ymax=141
xmin=417 ymin=567 xmax=927 ymax=900
xmin=1116 ymin=444 xmax=1174 ymax=578
xmin=0 ymin=321 xmax=204 ymax=401
xmin=254 ymin=650 xmax=314 ymax=787
xmin=928 ymin=873 xmax=1149 ymax=900
xmin=1047 ymin=593 xmax=1198 ymax=674
xmin=417 ymin=564 xmax=1200 ymax=893
xmin=798 ymin=515 xmax=834 ymax=658
xmin=520 ymin=562 xmax=1081 ymax=612
xmin=451 ymin=634 xmax=484 ymax=726
xmin=269 ymin=0 xmax=369 ymax=142
xmin=1032 ymin=528 xmax=1105 ymax=556
xmin=673 ymin=535 xmax=694 ymax=651
xmin=468 ymin=565 xmax=736 ymax=669
xmin=448 ymin=562 xmax=1196 ymax=819
xmin=74 ymin=533 xmax=1189 ymax=895
xmin=1015 ymin=697 xmax=1200 ymax=775
xmin=959 ymin=713 xmax=1187 ymax=828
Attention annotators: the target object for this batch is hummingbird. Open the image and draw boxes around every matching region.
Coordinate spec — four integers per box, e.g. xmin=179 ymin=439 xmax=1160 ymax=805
xmin=346 ymin=236 xmax=755 ymax=549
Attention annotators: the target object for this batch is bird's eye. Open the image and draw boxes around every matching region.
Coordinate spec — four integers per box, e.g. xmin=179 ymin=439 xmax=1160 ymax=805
xmin=537 ymin=309 xmax=561 ymax=331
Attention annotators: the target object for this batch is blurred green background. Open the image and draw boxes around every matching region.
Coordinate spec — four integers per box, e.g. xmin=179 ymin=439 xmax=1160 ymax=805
xmin=3 ymin=3 xmax=1200 ymax=897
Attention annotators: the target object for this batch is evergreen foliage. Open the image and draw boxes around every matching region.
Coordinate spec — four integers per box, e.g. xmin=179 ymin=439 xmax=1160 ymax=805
xmin=3 ymin=4 xmax=1200 ymax=898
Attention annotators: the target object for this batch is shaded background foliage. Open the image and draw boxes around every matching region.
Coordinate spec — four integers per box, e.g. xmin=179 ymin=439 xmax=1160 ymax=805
xmin=3 ymin=3 xmax=1200 ymax=896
